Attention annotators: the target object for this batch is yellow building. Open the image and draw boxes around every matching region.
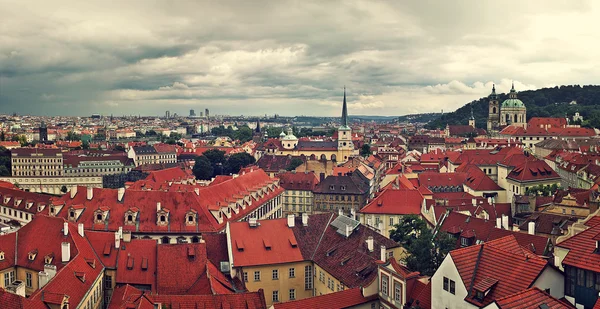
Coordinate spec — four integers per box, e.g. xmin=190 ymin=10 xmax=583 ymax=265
xmin=227 ymin=213 xmax=401 ymax=306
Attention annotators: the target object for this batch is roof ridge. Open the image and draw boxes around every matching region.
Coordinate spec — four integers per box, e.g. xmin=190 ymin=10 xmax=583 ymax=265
xmin=311 ymin=213 xmax=335 ymax=260
xmin=466 ymin=244 xmax=484 ymax=298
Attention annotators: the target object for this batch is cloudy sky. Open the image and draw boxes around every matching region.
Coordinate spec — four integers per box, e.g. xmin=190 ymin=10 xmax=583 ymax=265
xmin=1 ymin=0 xmax=599 ymax=117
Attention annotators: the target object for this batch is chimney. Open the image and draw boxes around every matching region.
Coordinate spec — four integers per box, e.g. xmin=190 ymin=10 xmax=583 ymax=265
xmin=338 ymin=208 xmax=343 ymax=217
xmin=45 ymin=264 xmax=57 ymax=280
xmin=194 ymin=187 xmax=200 ymax=196
xmin=366 ymin=236 xmax=374 ymax=252
xmin=487 ymin=197 xmax=492 ymax=204
xmin=61 ymin=242 xmax=70 ymax=263
xmin=302 ymin=213 xmax=308 ymax=226
xmin=87 ymin=187 xmax=93 ymax=200
xmin=345 ymin=224 xmax=351 ymax=238
xmin=70 ymin=186 xmax=78 ymax=199
xmin=114 ymin=231 xmax=120 ymax=249
xmin=502 ymin=214 xmax=509 ymax=230
xmin=380 ymin=245 xmax=386 ymax=262
xmin=496 ymin=217 xmax=501 ymax=229
xmin=378 ymin=222 xmax=384 ymax=235
xmin=472 ymin=198 xmax=477 ymax=207
xmin=157 ymin=202 xmax=161 ymax=212
xmin=287 ymin=214 xmax=295 ymax=228
xmin=528 ymin=221 xmax=536 ymax=235
xmin=350 ymin=208 xmax=356 ymax=220
xmin=117 ymin=187 xmax=125 ymax=202
xmin=319 ymin=173 xmax=325 ymax=182
xmin=77 ymin=223 xmax=84 ymax=237
xmin=118 ymin=226 xmax=123 ymax=239
xmin=63 ymin=222 xmax=69 ymax=236
xmin=123 ymin=231 xmax=132 ymax=243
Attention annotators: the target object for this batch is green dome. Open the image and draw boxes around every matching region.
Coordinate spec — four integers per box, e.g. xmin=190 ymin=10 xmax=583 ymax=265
xmin=501 ymin=98 xmax=525 ymax=108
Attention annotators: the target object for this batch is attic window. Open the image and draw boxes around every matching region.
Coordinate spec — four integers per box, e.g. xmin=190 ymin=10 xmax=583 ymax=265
xmin=160 ymin=215 xmax=166 ymax=222
xmin=289 ymin=238 xmax=298 ymax=248
xmin=263 ymin=239 xmax=272 ymax=250
xmin=0 ymin=251 xmax=4 ymax=261
xmin=28 ymin=250 xmax=38 ymax=261
xmin=75 ymin=271 xmax=86 ymax=283
xmin=475 ymin=291 xmax=484 ymax=302
xmin=341 ymin=185 xmax=346 ymax=191
xmin=85 ymin=258 xmax=96 ymax=269
xmin=127 ymin=215 xmax=133 ymax=222
xmin=69 ymin=211 xmax=75 ymax=219
xmin=187 ymin=247 xmax=195 ymax=258
xmin=141 ymin=258 xmax=148 ymax=270
xmin=45 ymin=254 xmax=54 ymax=264
xmin=126 ymin=256 xmax=134 ymax=269
xmin=96 ymin=214 xmax=102 ymax=221
xmin=330 ymin=185 xmax=335 ymax=190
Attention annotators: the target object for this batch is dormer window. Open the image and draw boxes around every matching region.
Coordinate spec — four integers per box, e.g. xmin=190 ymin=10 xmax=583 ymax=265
xmin=96 ymin=214 xmax=102 ymax=221
xmin=475 ymin=291 xmax=484 ymax=302
xmin=188 ymin=215 xmax=193 ymax=222
xmin=160 ymin=215 xmax=166 ymax=222
xmin=128 ymin=215 xmax=133 ymax=221
xmin=330 ymin=185 xmax=335 ymax=190
xmin=45 ymin=254 xmax=53 ymax=264
xmin=0 ymin=251 xmax=4 ymax=261
xmin=28 ymin=250 xmax=38 ymax=261
xmin=69 ymin=211 xmax=76 ymax=219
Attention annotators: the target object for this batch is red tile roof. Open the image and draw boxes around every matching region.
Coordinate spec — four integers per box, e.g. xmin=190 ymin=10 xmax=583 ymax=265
xmin=410 ymin=280 xmax=431 ymax=309
xmin=272 ymin=288 xmax=376 ymax=309
xmin=440 ymin=212 xmax=551 ymax=256
xmin=116 ymin=239 xmax=157 ymax=291
xmin=456 ymin=164 xmax=504 ymax=191
xmin=557 ymin=216 xmax=600 ymax=273
xmin=277 ymin=171 xmax=320 ymax=191
xmin=450 ymin=235 xmax=549 ymax=307
xmin=494 ymin=287 xmax=575 ymax=308
xmin=229 ymin=218 xmax=304 ymax=267
xmin=418 ymin=172 xmax=467 ymax=188
xmin=359 ymin=188 xmax=424 ymax=215
xmin=507 ymin=160 xmax=560 ymax=183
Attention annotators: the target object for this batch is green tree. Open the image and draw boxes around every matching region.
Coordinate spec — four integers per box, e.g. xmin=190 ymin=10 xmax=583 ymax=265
xmin=234 ymin=126 xmax=253 ymax=143
xmin=225 ymin=153 xmax=256 ymax=174
xmin=193 ymin=156 xmax=214 ymax=180
xmin=66 ymin=131 xmax=81 ymax=141
xmin=360 ymin=144 xmax=371 ymax=157
xmin=0 ymin=166 xmax=9 ymax=176
xmin=286 ymin=158 xmax=304 ymax=171
xmin=114 ymin=145 xmax=126 ymax=152
xmin=82 ymin=140 xmax=90 ymax=150
xmin=390 ymin=215 xmax=455 ymax=276
xmin=203 ymin=149 xmax=226 ymax=165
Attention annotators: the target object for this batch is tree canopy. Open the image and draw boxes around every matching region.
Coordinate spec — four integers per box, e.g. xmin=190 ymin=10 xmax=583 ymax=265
xmin=426 ymin=85 xmax=600 ymax=130
xmin=224 ymin=153 xmax=256 ymax=174
xmin=360 ymin=144 xmax=371 ymax=157
xmin=389 ymin=215 xmax=455 ymax=276
xmin=286 ymin=158 xmax=304 ymax=171
xmin=193 ymin=156 xmax=214 ymax=180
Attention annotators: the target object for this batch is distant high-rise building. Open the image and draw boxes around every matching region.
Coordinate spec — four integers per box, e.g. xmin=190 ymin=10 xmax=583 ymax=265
xmin=39 ymin=121 xmax=48 ymax=142
xmin=200 ymin=111 xmax=203 ymax=117
xmin=165 ymin=111 xmax=170 ymax=119
xmin=189 ymin=109 xmax=196 ymax=117
xmin=205 ymin=109 xmax=210 ymax=118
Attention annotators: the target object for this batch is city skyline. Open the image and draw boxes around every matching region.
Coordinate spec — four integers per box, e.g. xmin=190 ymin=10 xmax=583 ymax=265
xmin=2 ymin=0 xmax=600 ymax=117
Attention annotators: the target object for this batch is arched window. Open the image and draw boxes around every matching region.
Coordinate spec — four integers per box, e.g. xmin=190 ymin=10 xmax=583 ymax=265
xmin=161 ymin=236 xmax=170 ymax=244
xmin=96 ymin=214 xmax=102 ymax=221
xmin=188 ymin=215 xmax=194 ymax=222
xmin=506 ymin=114 xmax=510 ymax=123
xmin=127 ymin=215 xmax=133 ymax=222
xmin=331 ymin=154 xmax=337 ymax=161
xmin=492 ymin=107 xmax=497 ymax=114
xmin=160 ymin=215 xmax=166 ymax=222
xmin=514 ymin=114 xmax=518 ymax=123
xmin=320 ymin=154 xmax=327 ymax=161
xmin=191 ymin=236 xmax=200 ymax=243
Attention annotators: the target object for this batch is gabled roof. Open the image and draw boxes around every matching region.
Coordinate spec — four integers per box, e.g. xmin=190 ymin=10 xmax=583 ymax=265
xmin=507 ymin=160 xmax=560 ymax=183
xmin=494 ymin=287 xmax=575 ymax=309
xmin=313 ymin=173 xmax=369 ymax=195
xmin=277 ymin=171 xmax=319 ymax=191
xmin=418 ymin=172 xmax=467 ymax=188
xmin=557 ymin=216 xmax=600 ymax=272
xmin=359 ymin=188 xmax=424 ymax=215
xmin=449 ymin=235 xmax=548 ymax=307
xmin=456 ymin=164 xmax=503 ymax=191
xmin=116 ymin=239 xmax=157 ymax=291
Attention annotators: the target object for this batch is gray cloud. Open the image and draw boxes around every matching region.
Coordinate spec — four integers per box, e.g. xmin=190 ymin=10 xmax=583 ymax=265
xmin=0 ymin=0 xmax=598 ymax=116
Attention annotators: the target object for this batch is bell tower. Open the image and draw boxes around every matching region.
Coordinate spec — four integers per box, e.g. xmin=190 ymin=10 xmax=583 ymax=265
xmin=487 ymin=84 xmax=500 ymax=132
xmin=337 ymin=87 xmax=354 ymax=161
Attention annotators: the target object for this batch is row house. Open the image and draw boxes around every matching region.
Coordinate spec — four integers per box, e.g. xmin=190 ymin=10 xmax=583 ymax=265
xmin=63 ymin=152 xmax=135 ymax=177
xmin=127 ymin=144 xmax=177 ymax=167
xmin=0 ymin=186 xmax=53 ymax=226
xmin=11 ymin=148 xmax=64 ymax=177
xmin=50 ymin=168 xmax=283 ymax=243
xmin=278 ymin=171 xmax=320 ymax=215
xmin=312 ymin=172 xmax=370 ymax=215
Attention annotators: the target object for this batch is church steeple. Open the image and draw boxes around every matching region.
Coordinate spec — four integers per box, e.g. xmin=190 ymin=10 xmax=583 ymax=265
xmin=341 ymin=86 xmax=349 ymax=128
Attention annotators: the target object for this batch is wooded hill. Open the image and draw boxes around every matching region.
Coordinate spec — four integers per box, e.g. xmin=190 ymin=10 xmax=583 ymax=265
xmin=425 ymin=85 xmax=600 ymax=130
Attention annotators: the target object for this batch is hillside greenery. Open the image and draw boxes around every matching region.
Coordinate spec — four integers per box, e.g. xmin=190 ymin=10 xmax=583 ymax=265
xmin=425 ymin=85 xmax=600 ymax=130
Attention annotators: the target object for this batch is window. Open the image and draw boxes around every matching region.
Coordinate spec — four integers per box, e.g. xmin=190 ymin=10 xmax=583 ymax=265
xmin=460 ymin=237 xmax=469 ymax=247
xmin=104 ymin=275 xmax=112 ymax=289
xmin=289 ymin=268 xmax=295 ymax=278
xmin=319 ymin=271 xmax=324 ymax=283
xmin=26 ymin=272 xmax=32 ymax=288
xmin=443 ymin=277 xmax=455 ymax=294
xmin=4 ymin=273 xmax=9 ymax=287
xmin=272 ymin=290 xmax=279 ymax=302
xmin=272 ymin=269 xmax=279 ymax=280
xmin=328 ymin=278 xmax=334 ymax=291
xmin=304 ymin=265 xmax=313 ymax=290
xmin=394 ymin=281 xmax=402 ymax=302
xmin=243 ymin=272 xmax=248 ymax=282
xmin=289 ymin=289 xmax=296 ymax=300
xmin=254 ymin=271 xmax=261 ymax=282
xmin=381 ymin=274 xmax=389 ymax=296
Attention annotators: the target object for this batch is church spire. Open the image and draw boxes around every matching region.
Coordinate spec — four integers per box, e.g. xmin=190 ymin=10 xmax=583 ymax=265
xmin=341 ymin=86 xmax=349 ymax=128
xmin=470 ymin=105 xmax=474 ymax=120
